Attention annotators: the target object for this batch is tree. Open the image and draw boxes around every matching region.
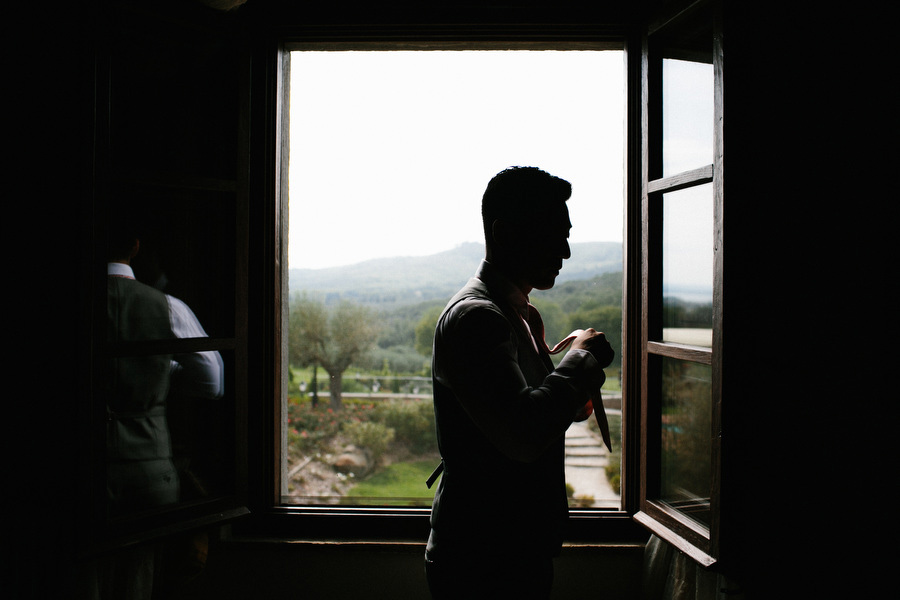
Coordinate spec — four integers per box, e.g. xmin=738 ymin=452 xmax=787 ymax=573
xmin=529 ymin=298 xmax=566 ymax=348
xmin=289 ymin=294 xmax=326 ymax=406
xmin=567 ymin=305 xmax=622 ymax=367
xmin=289 ymin=294 xmax=380 ymax=410
xmin=414 ymin=305 xmax=444 ymax=357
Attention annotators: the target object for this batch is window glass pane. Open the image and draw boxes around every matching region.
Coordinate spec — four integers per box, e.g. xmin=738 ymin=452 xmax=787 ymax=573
xmin=660 ymin=357 xmax=711 ymax=527
xmin=109 ymin=34 xmax=239 ymax=180
xmin=285 ymin=49 xmax=625 ymax=508
xmin=657 ymin=0 xmax=714 ymax=179
xmin=662 ymin=184 xmax=712 ymax=347
xmin=166 ymin=348 xmax=235 ymax=505
xmin=107 ymin=188 xmax=236 ymax=339
xmin=662 ymin=57 xmax=713 ymax=176
xmin=104 ymin=191 xmax=235 ymax=521
xmin=104 ymin=345 xmax=233 ymax=519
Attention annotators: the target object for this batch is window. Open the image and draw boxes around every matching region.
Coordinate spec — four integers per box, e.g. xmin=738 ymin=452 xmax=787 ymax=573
xmin=87 ymin=3 xmax=730 ymax=557
xmin=86 ymin=9 xmax=250 ymax=552
xmin=86 ymin=0 xmax=740 ymax=563
xmin=635 ymin=0 xmax=724 ymax=565
xmin=279 ymin=47 xmax=628 ymax=512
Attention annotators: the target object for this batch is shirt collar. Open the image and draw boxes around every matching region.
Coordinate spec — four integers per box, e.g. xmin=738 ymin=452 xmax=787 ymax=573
xmin=107 ymin=262 xmax=135 ymax=278
xmin=474 ymin=260 xmax=530 ymax=320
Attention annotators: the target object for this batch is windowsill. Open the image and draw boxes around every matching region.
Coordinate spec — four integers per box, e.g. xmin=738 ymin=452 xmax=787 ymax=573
xmin=217 ymin=531 xmax=646 ymax=553
xmin=223 ymin=506 xmax=646 ymax=548
xmin=219 ymin=533 xmax=428 ymax=551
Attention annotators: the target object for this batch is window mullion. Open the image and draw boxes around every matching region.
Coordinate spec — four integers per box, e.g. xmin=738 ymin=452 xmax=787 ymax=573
xmin=646 ymin=342 xmax=711 ymax=364
xmin=647 ymin=164 xmax=713 ymax=194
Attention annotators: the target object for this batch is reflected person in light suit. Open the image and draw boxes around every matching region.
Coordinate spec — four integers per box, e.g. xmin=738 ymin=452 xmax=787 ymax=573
xmin=80 ymin=222 xmax=226 ymax=600
xmin=425 ymin=167 xmax=614 ymax=599
xmin=105 ymin=229 xmax=224 ymax=515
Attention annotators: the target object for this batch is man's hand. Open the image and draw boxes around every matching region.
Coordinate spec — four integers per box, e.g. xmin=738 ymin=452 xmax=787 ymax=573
xmin=574 ymin=399 xmax=593 ymax=422
xmin=571 ymin=328 xmax=614 ymax=368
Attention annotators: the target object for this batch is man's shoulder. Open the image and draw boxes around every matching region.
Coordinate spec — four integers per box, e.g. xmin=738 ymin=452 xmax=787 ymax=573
xmin=439 ymin=279 xmax=511 ymax=337
xmin=444 ymin=278 xmax=498 ymax=314
xmin=109 ymin=275 xmax=167 ymax=303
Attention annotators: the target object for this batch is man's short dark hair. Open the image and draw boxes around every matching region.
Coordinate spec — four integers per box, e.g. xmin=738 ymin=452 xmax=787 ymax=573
xmin=481 ymin=166 xmax=572 ymax=241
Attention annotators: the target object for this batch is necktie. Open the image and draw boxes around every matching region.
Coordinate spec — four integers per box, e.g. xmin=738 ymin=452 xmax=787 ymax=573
xmin=526 ymin=303 xmax=613 ymax=452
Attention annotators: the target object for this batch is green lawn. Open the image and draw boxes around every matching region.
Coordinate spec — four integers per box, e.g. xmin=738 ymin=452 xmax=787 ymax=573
xmin=343 ymin=459 xmax=439 ymax=506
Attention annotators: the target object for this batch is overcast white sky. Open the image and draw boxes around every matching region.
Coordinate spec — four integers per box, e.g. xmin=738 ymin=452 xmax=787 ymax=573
xmin=288 ymin=50 xmax=626 ymax=270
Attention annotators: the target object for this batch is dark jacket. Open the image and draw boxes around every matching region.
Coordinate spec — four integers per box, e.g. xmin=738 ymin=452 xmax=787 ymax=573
xmin=427 ymin=261 xmax=602 ymax=559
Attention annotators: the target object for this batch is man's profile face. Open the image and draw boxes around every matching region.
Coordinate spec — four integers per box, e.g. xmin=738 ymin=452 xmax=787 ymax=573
xmin=508 ymin=203 xmax=572 ymax=291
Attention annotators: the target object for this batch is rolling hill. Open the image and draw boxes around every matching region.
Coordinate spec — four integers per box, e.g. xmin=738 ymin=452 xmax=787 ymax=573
xmin=288 ymin=241 xmax=623 ymax=308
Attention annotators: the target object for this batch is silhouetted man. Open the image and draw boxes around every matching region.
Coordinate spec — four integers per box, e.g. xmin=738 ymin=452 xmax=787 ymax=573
xmin=425 ymin=167 xmax=614 ymax=598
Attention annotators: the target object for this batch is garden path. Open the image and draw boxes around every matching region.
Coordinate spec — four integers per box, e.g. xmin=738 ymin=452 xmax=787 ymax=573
xmin=564 ymin=419 xmax=618 ymax=505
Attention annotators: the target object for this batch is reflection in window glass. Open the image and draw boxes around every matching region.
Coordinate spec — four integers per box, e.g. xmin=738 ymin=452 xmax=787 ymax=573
xmin=660 ymin=357 xmax=711 ymax=527
xmin=662 ymin=58 xmax=713 ymax=177
xmin=285 ymin=49 xmax=625 ymax=507
xmin=105 ymin=194 xmax=233 ymax=520
xmin=104 ymin=340 xmax=231 ymax=518
xmin=107 ymin=189 xmax=237 ymax=340
xmin=662 ymin=184 xmax=712 ymax=347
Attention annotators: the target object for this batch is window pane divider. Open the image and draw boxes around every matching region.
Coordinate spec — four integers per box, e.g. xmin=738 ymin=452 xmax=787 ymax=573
xmin=106 ymin=336 xmax=236 ymax=357
xmin=646 ymin=340 xmax=711 ymax=364
xmin=647 ymin=164 xmax=713 ymax=194
xmin=633 ymin=507 xmax=714 ymax=567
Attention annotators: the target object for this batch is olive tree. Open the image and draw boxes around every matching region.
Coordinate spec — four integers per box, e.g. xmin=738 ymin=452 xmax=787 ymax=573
xmin=289 ymin=294 xmax=380 ymax=410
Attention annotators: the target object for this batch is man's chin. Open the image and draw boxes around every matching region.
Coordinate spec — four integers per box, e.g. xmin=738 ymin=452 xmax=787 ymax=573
xmin=533 ymin=274 xmax=559 ymax=290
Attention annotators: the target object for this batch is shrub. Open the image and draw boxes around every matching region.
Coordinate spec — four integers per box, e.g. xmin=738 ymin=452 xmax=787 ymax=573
xmin=342 ymin=420 xmax=395 ymax=464
xmin=607 ymin=472 xmax=621 ymax=495
xmin=376 ymin=399 xmax=437 ymax=453
xmin=286 ymin=400 xmax=341 ymax=454
xmin=573 ymin=494 xmax=595 ymax=508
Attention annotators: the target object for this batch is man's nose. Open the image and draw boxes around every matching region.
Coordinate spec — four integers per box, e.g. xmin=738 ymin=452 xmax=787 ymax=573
xmin=558 ymin=240 xmax=571 ymax=260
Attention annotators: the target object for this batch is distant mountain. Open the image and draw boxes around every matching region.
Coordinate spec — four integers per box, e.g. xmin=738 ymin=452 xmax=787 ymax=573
xmin=289 ymin=241 xmax=623 ymax=308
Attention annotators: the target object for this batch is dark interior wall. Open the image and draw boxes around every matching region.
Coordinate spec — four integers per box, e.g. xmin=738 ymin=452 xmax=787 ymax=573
xmin=703 ymin=3 xmax=881 ymax=597
xmin=171 ymin=540 xmax=644 ymax=600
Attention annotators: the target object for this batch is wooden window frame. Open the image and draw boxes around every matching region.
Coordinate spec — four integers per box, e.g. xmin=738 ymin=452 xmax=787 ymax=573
xmin=633 ymin=0 xmax=724 ymax=567
xmin=235 ymin=25 xmax=649 ymax=545
xmin=83 ymin=3 xmax=252 ymax=555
